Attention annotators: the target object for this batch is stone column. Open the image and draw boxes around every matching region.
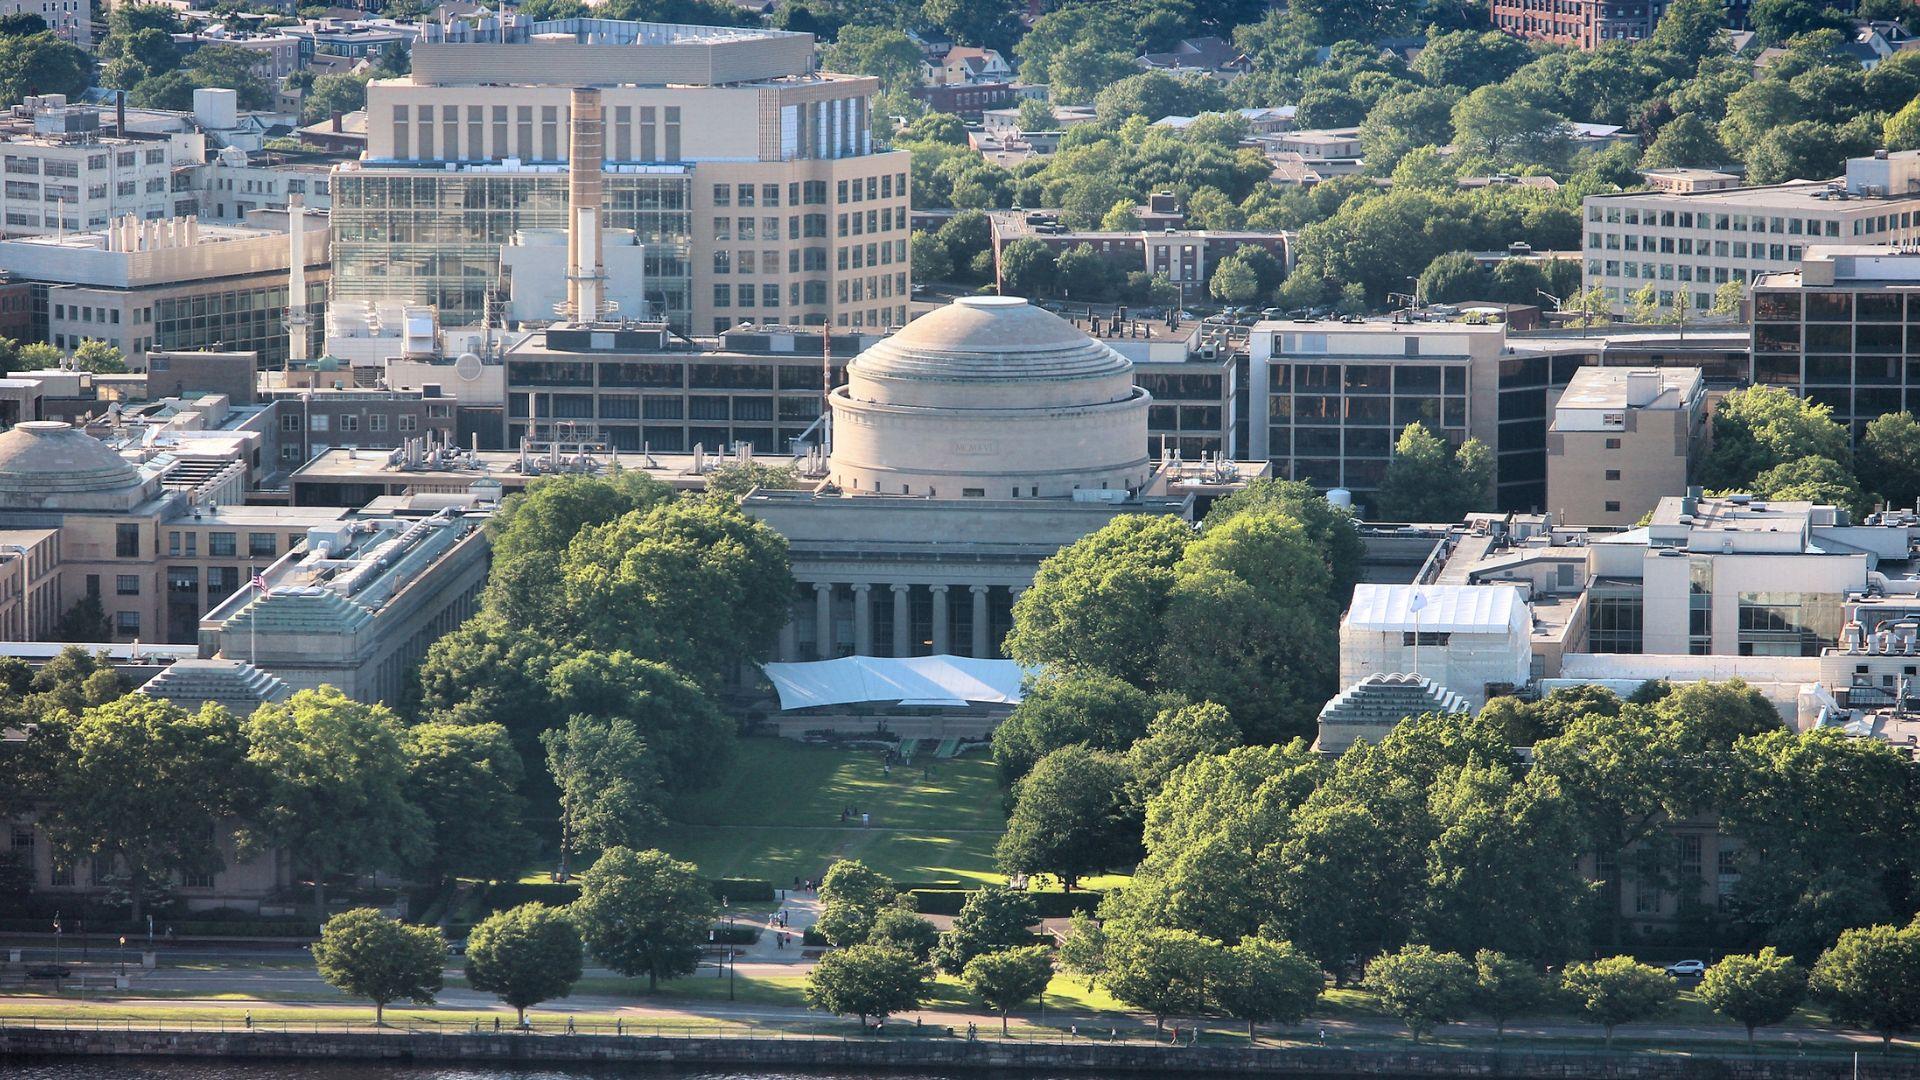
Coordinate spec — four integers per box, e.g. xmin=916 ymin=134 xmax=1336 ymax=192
xmin=930 ymin=585 xmax=950 ymax=654
xmin=970 ymin=585 xmax=991 ymax=658
xmin=891 ymin=584 xmax=911 ymax=656
xmin=777 ymin=614 xmax=798 ymax=662
xmin=813 ymin=582 xmax=834 ymax=660
xmin=852 ymin=583 xmax=873 ymax=656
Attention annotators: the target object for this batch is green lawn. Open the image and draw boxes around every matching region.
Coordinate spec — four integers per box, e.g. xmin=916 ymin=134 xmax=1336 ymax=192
xmin=656 ymin=738 xmax=1009 ymax=884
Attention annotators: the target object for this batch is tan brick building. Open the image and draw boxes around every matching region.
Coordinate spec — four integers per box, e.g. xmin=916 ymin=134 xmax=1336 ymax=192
xmin=1546 ymin=367 xmax=1705 ymax=526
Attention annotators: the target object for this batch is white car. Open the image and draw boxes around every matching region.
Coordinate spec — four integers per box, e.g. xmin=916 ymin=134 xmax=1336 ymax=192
xmin=1666 ymin=959 xmax=1707 ymax=978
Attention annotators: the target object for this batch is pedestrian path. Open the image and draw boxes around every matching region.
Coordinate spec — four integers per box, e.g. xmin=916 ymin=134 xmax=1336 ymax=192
xmin=728 ymin=887 xmax=820 ymax=965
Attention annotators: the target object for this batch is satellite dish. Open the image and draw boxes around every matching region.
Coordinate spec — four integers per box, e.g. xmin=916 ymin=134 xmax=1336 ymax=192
xmin=454 ymin=352 xmax=482 ymax=381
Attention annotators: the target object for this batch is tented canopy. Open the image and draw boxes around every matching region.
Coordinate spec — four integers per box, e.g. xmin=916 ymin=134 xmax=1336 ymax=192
xmin=761 ymin=655 xmax=1029 ymax=711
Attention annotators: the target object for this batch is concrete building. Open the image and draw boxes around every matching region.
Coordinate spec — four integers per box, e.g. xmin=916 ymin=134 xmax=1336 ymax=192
xmin=198 ymin=506 xmax=490 ymax=704
xmin=0 ymin=213 xmax=328 ymax=369
xmin=0 ymin=99 xmax=205 ymax=238
xmin=0 ymin=0 xmax=90 ymax=48
xmin=260 ymin=386 xmax=458 ymax=469
xmin=1491 ymin=0 xmax=1654 ymax=49
xmin=0 ymin=420 xmax=354 ymax=644
xmin=331 ymin=18 xmax=912 ymax=333
xmin=1546 ymin=366 xmax=1705 ymax=526
xmin=1582 ymin=149 xmax=1920 ymax=312
xmin=1750 ymin=244 xmax=1920 ymax=437
xmin=742 ymin=296 xmax=1267 ymax=661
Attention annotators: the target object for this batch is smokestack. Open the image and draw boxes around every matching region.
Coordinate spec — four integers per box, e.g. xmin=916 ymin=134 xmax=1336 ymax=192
xmin=565 ymin=87 xmax=606 ymax=323
xmin=287 ymin=194 xmax=310 ymax=366
xmin=115 ymin=89 xmax=125 ymax=136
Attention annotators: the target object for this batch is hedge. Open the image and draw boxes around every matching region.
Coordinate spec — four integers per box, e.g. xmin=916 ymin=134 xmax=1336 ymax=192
xmin=907 ymin=889 xmax=1102 ymax=918
xmin=709 ymin=878 xmax=774 ymax=904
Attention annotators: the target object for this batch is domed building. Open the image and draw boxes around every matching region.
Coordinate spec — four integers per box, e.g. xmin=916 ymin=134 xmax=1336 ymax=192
xmin=828 ymin=297 xmax=1152 ymax=499
xmin=0 ymin=420 xmax=161 ymax=511
xmin=744 ymin=296 xmax=1267 ymax=665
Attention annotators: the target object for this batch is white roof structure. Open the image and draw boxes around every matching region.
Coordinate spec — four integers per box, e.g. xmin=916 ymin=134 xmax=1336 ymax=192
xmin=761 ymin=655 xmax=1029 ymax=710
xmin=1346 ymin=583 xmax=1528 ymax=635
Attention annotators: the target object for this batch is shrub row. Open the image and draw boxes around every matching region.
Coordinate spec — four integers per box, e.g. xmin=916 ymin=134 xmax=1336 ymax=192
xmin=907 ymin=888 xmax=1102 ymax=918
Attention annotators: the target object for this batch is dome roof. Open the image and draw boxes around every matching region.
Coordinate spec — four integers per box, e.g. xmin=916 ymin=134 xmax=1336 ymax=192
xmin=0 ymin=422 xmax=144 ymax=501
xmin=852 ymin=296 xmax=1130 ymax=385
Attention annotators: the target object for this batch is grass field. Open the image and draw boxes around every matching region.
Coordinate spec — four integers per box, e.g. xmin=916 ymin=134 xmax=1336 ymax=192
xmin=655 ymin=738 xmax=1009 ymax=884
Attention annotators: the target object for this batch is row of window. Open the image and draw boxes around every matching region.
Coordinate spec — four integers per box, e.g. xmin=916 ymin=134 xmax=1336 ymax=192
xmin=1589 ymin=205 xmax=1851 ymax=236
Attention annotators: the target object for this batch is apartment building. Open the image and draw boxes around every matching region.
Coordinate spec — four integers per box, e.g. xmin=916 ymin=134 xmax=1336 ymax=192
xmin=331 ymin=18 xmax=912 ymax=333
xmin=1750 ymin=245 xmax=1920 ymax=438
xmin=0 ymin=0 xmax=90 ymax=48
xmin=1490 ymin=0 xmax=1654 ymax=48
xmin=0 ymin=213 xmax=328 ymax=369
xmin=1583 ymin=150 xmax=1920 ymax=312
xmin=0 ymin=103 xmax=205 ymax=238
xmin=1546 ymin=366 xmax=1705 ymax=526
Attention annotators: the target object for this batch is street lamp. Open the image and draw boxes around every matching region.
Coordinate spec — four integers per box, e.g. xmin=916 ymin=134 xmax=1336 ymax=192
xmin=118 ymin=935 xmax=126 ymax=977
xmin=726 ymin=913 xmax=736 ymax=1002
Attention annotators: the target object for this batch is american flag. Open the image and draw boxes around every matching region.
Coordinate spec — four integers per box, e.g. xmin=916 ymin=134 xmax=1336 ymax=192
xmin=251 ymin=572 xmax=267 ymax=592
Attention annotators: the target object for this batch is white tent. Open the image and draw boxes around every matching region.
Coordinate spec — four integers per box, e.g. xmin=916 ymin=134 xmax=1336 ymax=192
xmin=761 ymin=655 xmax=1030 ymax=711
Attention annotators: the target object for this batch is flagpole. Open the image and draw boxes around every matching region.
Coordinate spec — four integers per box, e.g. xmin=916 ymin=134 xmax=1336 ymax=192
xmin=248 ymin=564 xmax=256 ymax=667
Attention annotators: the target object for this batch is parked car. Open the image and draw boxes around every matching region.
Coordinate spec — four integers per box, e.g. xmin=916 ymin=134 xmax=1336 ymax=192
xmin=447 ymin=939 xmax=468 ymax=956
xmin=1665 ymin=959 xmax=1706 ymax=978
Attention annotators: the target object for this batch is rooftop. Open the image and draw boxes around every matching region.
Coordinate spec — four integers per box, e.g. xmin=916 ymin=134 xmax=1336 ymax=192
xmin=1553 ymin=366 xmax=1704 ymax=413
xmin=1346 ymin=582 xmax=1528 ymax=634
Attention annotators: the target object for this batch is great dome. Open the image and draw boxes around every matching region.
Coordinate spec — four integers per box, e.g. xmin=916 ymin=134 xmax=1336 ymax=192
xmin=828 ymin=297 xmax=1150 ymax=499
xmin=0 ymin=421 xmax=153 ymax=510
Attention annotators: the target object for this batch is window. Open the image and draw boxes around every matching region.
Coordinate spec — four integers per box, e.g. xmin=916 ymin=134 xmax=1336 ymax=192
xmin=370 ymin=414 xmax=388 ymax=432
xmin=209 ymin=533 xmax=236 ymax=557
xmin=249 ymin=533 xmax=275 ymax=558
xmin=398 ymin=415 xmax=418 ymax=432
xmin=1604 ymin=469 xmax=1621 ymax=481
xmin=1604 ymin=437 xmax=1622 ymax=449
xmin=115 ymin=524 xmax=139 ymax=558
xmin=281 ymin=412 xmax=300 ymax=432
xmin=115 ymin=574 xmax=139 ymax=595
xmin=115 ymin=611 xmax=139 ymax=634
xmin=340 ymin=414 xmax=359 ymax=433
xmin=1605 ymin=500 xmax=1621 ymax=512
xmin=310 ymin=415 xmax=329 ymax=432
xmin=11 ymin=827 xmax=33 ymax=850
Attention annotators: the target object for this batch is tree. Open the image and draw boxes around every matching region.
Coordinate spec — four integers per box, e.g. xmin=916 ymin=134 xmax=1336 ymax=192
xmin=1642 ymin=112 xmax=1730 ymax=169
xmin=0 ymin=32 xmax=90 ymax=104
xmin=542 ymin=713 xmax=664 ymax=874
xmin=302 ymin=72 xmax=371 ymax=125
xmin=241 ymin=688 xmax=428 ymax=924
xmin=1752 ymin=456 xmax=1869 ymax=516
xmin=1699 ymin=948 xmax=1808 ymax=1047
xmin=1471 ymin=951 xmax=1551 ymax=1040
xmin=464 ymin=903 xmax=584 ymax=1025
xmin=806 ymin=943 xmax=929 ymax=1026
xmin=559 ymin=499 xmax=791 ymax=690
xmin=911 ymin=230 xmax=954 ymax=283
xmin=50 ymin=594 xmax=111 ymax=643
xmin=1699 ymin=385 xmax=1851 ymax=490
xmin=1412 ymin=30 xmax=1531 ymax=89
xmin=822 ymin=26 xmax=921 ymax=93
xmin=998 ymin=237 xmax=1057 ymax=297
xmin=1016 ymin=96 xmax=1056 ymax=132
xmin=1651 ymin=0 xmax=1729 ymax=60
xmin=869 ymin=906 xmax=939 ymax=962
xmin=1124 ymin=701 xmax=1241 ymax=802
xmin=933 ymin=887 xmax=1040 ymax=974
xmin=1056 ymin=243 xmax=1120 ymax=301
xmin=414 ymin=616 xmax=564 ymax=778
xmin=69 ymin=341 xmax=127 ymax=375
xmin=1374 ymin=422 xmax=1493 ymax=521
xmin=1208 ymin=253 xmax=1262 ymax=306
xmin=1751 ymin=0 xmax=1845 ymax=44
xmin=312 ymin=909 xmax=445 ymax=1023
xmin=962 ymin=945 xmax=1054 ymax=1035
xmin=543 ymin=649 xmax=730 ymax=794
xmin=905 ymin=111 xmax=969 ymax=146
xmin=32 ymin=697 xmax=250 ymax=923
xmin=1005 ymin=514 xmax=1192 ymax=683
xmin=1418 ymin=251 xmax=1490 ymax=305
xmin=1212 ymin=936 xmax=1323 ymax=1042
xmin=1101 ymin=926 xmax=1221 ymax=1033
xmin=817 ymin=858 xmax=901 ymax=946
xmin=482 ymin=471 xmax=674 ymax=630
xmin=1451 ymin=85 xmax=1571 ymax=168
xmin=1863 ymin=411 xmax=1920 ymax=510
xmin=1093 ymin=71 xmax=1226 ymax=126
xmin=1887 ymin=99 xmax=1920 ymax=152
xmin=1359 ymin=87 xmax=1461 ymax=173
xmin=0 ymin=11 xmax=44 ymax=33
xmin=1101 ymin=199 xmax=1143 ymax=232
xmin=1202 ymin=477 xmax=1365 ymax=593
xmin=701 ymin=462 xmax=802 ymax=500
xmin=1364 ymin=945 xmax=1475 ymax=1042
xmin=991 ymin=671 xmax=1167 ymax=785
xmin=1560 ymin=956 xmax=1676 ymax=1048
xmin=571 ymin=847 xmax=712 ymax=991
xmin=1813 ymin=924 xmax=1920 ymax=1049
xmin=995 ymin=746 xmax=1139 ymax=889
xmin=1744 ymin=119 xmax=1876 ymax=186
xmin=402 ymin=721 xmax=530 ymax=884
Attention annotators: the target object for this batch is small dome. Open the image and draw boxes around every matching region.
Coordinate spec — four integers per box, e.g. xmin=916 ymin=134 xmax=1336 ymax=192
xmin=0 ymin=422 xmax=144 ymax=503
xmin=852 ymin=296 xmax=1129 ymax=389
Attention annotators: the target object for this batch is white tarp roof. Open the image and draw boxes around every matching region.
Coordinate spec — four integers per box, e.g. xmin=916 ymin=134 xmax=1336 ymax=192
xmin=761 ymin=655 xmax=1030 ymax=710
xmin=1346 ymin=583 xmax=1528 ymax=635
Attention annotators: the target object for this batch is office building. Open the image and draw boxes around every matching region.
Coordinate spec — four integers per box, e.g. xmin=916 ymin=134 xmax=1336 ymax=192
xmin=1582 ymin=149 xmax=1920 ymax=312
xmin=0 ymin=100 xmax=205 ymax=238
xmin=1546 ymin=366 xmax=1705 ymax=526
xmin=260 ymin=386 xmax=459 ymax=469
xmin=1750 ymin=244 xmax=1920 ymax=437
xmin=1491 ymin=0 xmax=1653 ymax=48
xmin=198 ymin=506 xmax=491 ymax=704
xmin=0 ymin=213 xmax=328 ymax=369
xmin=331 ymin=18 xmax=912 ymax=332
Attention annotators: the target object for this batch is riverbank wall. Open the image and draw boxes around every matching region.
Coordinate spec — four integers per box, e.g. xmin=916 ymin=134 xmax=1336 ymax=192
xmin=2 ymin=1027 xmax=1915 ymax=1078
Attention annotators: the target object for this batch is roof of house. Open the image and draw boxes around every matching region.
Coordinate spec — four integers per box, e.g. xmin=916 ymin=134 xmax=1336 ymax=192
xmin=1138 ymin=35 xmax=1246 ymax=71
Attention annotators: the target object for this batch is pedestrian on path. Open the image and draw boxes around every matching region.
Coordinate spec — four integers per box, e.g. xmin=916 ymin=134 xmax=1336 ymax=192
xmin=493 ymin=1017 xmax=501 ymax=1033
xmin=1318 ymin=1027 xmax=1327 ymax=1046
xmin=565 ymin=1016 xmax=575 ymax=1035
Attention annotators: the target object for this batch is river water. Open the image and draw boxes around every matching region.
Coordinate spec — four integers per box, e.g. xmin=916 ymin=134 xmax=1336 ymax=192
xmin=3 ymin=1063 xmax=1119 ymax=1080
